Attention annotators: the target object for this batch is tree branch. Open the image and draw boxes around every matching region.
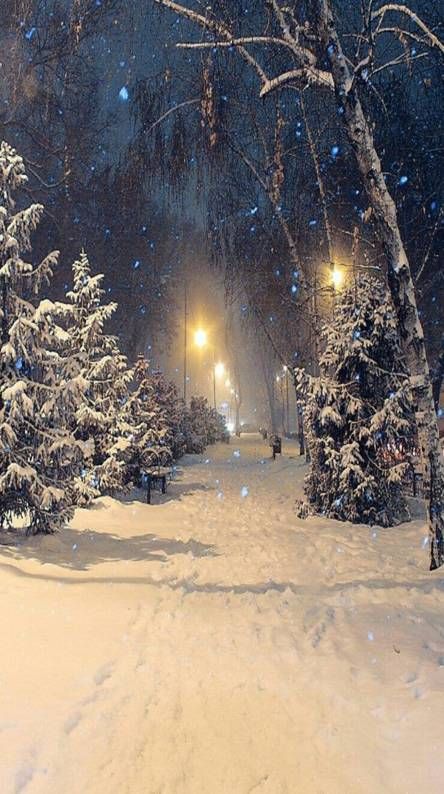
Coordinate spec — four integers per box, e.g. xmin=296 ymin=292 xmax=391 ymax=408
xmin=154 ymin=0 xmax=269 ymax=84
xmin=260 ymin=67 xmax=334 ymax=96
xmin=372 ymin=4 xmax=444 ymax=55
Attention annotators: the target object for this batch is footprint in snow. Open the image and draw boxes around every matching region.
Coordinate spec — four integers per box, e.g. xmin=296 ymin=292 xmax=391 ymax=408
xmin=94 ymin=662 xmax=114 ymax=686
xmin=64 ymin=711 xmax=82 ymax=735
xmin=14 ymin=760 xmax=35 ymax=794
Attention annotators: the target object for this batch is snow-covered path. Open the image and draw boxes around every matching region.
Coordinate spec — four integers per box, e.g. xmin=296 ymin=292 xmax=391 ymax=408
xmin=1 ymin=434 xmax=444 ymax=794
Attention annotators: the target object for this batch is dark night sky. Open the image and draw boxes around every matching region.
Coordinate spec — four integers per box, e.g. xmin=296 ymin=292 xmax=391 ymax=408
xmin=1 ymin=1 xmax=441 ymax=425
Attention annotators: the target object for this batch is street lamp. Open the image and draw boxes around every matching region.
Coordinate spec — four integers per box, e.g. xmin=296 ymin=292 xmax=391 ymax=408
xmin=213 ymin=361 xmax=226 ymax=411
xmin=331 ymin=265 xmax=344 ymax=290
xmin=193 ymin=328 xmax=224 ymax=410
xmin=194 ymin=328 xmax=207 ymax=348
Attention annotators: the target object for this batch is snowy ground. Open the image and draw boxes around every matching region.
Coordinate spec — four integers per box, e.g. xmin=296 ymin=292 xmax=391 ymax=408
xmin=1 ymin=434 xmax=443 ymax=794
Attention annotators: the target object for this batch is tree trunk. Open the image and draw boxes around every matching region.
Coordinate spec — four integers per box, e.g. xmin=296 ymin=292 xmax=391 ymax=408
xmin=298 ymin=402 xmax=306 ymax=457
xmin=432 ymin=349 xmax=444 ymax=412
xmin=292 ymin=375 xmax=306 ymax=456
xmin=317 ymin=0 xmax=444 ymax=569
xmin=235 ymin=397 xmax=241 ymax=435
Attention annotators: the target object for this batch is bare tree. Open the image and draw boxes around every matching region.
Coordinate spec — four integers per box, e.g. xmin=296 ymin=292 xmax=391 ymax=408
xmin=154 ymin=0 xmax=444 ymax=569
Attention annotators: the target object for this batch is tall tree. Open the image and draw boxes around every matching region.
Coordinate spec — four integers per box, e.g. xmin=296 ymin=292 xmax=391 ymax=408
xmin=299 ymin=274 xmax=413 ymax=526
xmin=0 ymin=141 xmax=84 ymax=532
xmin=155 ymin=0 xmax=444 ymax=569
xmin=65 ymin=249 xmax=132 ymax=503
xmin=120 ymin=355 xmax=173 ymax=480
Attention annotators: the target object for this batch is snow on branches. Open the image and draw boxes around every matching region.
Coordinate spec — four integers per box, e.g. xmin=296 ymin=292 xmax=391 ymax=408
xmin=0 ymin=142 xmax=84 ymax=533
xmin=298 ymin=274 xmax=415 ymax=527
xmin=64 ymin=249 xmax=132 ymax=503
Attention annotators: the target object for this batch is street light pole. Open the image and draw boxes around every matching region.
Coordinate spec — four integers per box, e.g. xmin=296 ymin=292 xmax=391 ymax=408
xmin=194 ymin=328 xmax=225 ymax=412
xmin=284 ymin=366 xmax=290 ymax=436
xmin=213 ymin=348 xmax=216 ymax=410
xmin=183 ymin=279 xmax=188 ymax=403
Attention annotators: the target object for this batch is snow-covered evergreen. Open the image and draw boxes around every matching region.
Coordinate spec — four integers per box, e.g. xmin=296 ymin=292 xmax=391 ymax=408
xmin=146 ymin=369 xmax=188 ymax=460
xmin=0 ymin=142 xmax=84 ymax=533
xmin=184 ymin=396 xmax=228 ymax=453
xmin=119 ymin=355 xmax=172 ymax=480
xmin=298 ymin=275 xmax=414 ymax=527
xmin=64 ymin=250 xmax=131 ymax=503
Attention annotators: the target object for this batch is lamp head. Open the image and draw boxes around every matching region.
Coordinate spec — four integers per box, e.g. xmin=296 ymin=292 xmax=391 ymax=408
xmin=194 ymin=329 xmax=207 ymax=348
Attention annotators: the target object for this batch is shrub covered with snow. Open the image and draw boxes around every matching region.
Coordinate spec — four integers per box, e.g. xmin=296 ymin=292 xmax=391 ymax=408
xmin=184 ymin=396 xmax=228 ymax=453
xmin=117 ymin=355 xmax=173 ymax=481
xmin=146 ymin=370 xmax=188 ymax=461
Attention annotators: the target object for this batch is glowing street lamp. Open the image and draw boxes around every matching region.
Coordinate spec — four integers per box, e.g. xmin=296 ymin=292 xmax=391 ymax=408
xmin=194 ymin=328 xmax=207 ymax=348
xmin=193 ymin=329 xmax=223 ymax=409
xmin=331 ymin=265 xmax=344 ymax=290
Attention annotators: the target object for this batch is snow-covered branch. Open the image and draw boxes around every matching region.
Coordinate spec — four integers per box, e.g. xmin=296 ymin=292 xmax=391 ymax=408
xmin=156 ymin=0 xmax=333 ymax=96
xmin=372 ymin=4 xmax=444 ymax=55
xmin=260 ymin=68 xmax=333 ymax=96
xmin=154 ymin=0 xmax=269 ymax=85
xmin=176 ymin=36 xmax=306 ymax=54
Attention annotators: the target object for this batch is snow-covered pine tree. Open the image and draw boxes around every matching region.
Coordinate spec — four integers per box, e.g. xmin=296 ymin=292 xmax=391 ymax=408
xmin=207 ymin=407 xmax=229 ymax=444
xmin=119 ymin=355 xmax=172 ymax=481
xmin=147 ymin=369 xmax=187 ymax=460
xmin=183 ymin=396 xmax=227 ymax=453
xmin=0 ymin=141 xmax=85 ymax=533
xmin=299 ymin=274 xmax=414 ymax=527
xmin=184 ymin=396 xmax=210 ymax=454
xmin=65 ymin=250 xmax=132 ymax=503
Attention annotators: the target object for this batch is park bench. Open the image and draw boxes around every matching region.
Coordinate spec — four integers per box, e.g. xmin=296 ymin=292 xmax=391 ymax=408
xmin=142 ymin=466 xmax=173 ymax=504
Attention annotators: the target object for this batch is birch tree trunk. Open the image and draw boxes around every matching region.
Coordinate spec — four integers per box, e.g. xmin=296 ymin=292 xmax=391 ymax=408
xmin=316 ymin=0 xmax=444 ymax=569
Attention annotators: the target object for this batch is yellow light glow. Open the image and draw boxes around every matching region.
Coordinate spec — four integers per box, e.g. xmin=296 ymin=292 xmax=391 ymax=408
xmin=194 ymin=329 xmax=207 ymax=348
xmin=214 ymin=362 xmax=225 ymax=378
xmin=225 ymin=378 xmax=231 ymax=389
xmin=331 ymin=267 xmax=344 ymax=289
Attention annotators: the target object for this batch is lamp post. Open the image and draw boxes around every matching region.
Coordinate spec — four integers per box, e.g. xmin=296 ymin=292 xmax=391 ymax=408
xmin=183 ymin=280 xmax=188 ymax=402
xmin=283 ymin=365 xmax=290 ymax=436
xmin=214 ymin=361 xmax=225 ymax=412
xmin=276 ymin=374 xmax=286 ymax=435
xmin=194 ymin=329 xmax=225 ymax=410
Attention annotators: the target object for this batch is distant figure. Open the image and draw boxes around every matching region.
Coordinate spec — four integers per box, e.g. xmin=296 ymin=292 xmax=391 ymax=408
xmin=269 ymin=433 xmax=282 ymax=460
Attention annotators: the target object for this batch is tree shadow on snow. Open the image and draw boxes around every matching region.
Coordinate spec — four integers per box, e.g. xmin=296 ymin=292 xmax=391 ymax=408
xmin=118 ymin=481 xmax=210 ymax=506
xmin=0 ymin=526 xmax=218 ymax=571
